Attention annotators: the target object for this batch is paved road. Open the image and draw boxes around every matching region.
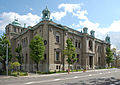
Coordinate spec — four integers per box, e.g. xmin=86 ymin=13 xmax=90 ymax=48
xmin=0 ymin=69 xmax=120 ymax=85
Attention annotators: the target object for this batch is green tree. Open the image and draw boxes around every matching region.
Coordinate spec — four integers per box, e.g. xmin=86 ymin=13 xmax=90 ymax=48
xmin=10 ymin=61 xmax=20 ymax=71
xmin=64 ymin=38 xmax=77 ymax=73
xmin=29 ymin=34 xmax=45 ymax=71
xmin=0 ymin=34 xmax=12 ymax=71
xmin=106 ymin=47 xmax=113 ymax=67
xmin=15 ymin=45 xmax=22 ymax=70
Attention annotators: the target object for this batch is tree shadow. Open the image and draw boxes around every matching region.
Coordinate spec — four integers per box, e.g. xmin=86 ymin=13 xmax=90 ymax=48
xmin=64 ymin=77 xmax=120 ymax=85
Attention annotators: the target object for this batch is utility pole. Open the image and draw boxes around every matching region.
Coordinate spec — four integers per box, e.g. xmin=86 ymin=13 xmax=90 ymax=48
xmin=6 ymin=44 xmax=8 ymax=76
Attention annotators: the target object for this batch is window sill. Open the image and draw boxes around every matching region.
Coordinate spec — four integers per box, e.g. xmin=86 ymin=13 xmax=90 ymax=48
xmin=54 ymin=61 xmax=61 ymax=64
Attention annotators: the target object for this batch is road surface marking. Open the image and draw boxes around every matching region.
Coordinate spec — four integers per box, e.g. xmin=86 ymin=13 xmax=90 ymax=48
xmin=89 ymin=74 xmax=92 ymax=76
xmin=74 ymin=76 xmax=78 ymax=78
xmin=25 ymin=82 xmax=33 ymax=84
xmin=54 ymin=79 xmax=61 ymax=81
xmin=99 ymin=73 xmax=102 ymax=74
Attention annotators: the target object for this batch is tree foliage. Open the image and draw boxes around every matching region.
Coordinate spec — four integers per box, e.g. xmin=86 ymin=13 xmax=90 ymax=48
xmin=15 ymin=45 xmax=22 ymax=64
xmin=64 ymin=38 xmax=77 ymax=72
xmin=10 ymin=61 xmax=20 ymax=71
xmin=106 ymin=47 xmax=113 ymax=66
xmin=0 ymin=34 xmax=12 ymax=70
xmin=29 ymin=34 xmax=45 ymax=71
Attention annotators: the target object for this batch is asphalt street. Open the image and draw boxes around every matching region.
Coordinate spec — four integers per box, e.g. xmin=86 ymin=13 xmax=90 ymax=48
xmin=0 ymin=69 xmax=120 ymax=85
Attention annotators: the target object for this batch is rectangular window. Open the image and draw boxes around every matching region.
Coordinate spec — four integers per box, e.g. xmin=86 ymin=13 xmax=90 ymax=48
xmin=26 ymin=53 xmax=27 ymax=64
xmin=77 ymin=54 xmax=79 ymax=62
xmin=75 ymin=42 xmax=77 ymax=48
xmin=56 ymin=36 xmax=59 ymax=43
xmin=14 ymin=27 xmax=16 ymax=32
xmin=56 ymin=65 xmax=58 ymax=69
xmin=56 ymin=52 xmax=59 ymax=61
xmin=78 ymin=42 xmax=80 ymax=48
xmin=44 ymin=54 xmax=47 ymax=60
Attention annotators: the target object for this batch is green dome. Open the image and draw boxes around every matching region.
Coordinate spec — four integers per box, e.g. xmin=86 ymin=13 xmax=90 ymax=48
xmin=11 ymin=19 xmax=21 ymax=26
xmin=42 ymin=6 xmax=51 ymax=20
xmin=90 ymin=30 xmax=95 ymax=37
xmin=83 ymin=27 xmax=88 ymax=33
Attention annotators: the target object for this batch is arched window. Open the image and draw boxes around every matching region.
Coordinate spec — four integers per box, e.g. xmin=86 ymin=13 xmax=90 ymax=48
xmin=56 ymin=32 xmax=60 ymax=43
xmin=89 ymin=40 xmax=93 ymax=51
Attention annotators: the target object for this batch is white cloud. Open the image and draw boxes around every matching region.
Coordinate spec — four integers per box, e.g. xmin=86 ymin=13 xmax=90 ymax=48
xmin=51 ymin=3 xmax=84 ymax=21
xmin=51 ymin=11 xmax=66 ymax=21
xmin=0 ymin=12 xmax=41 ymax=31
xmin=73 ymin=10 xmax=88 ymax=20
xmin=58 ymin=3 xmax=81 ymax=13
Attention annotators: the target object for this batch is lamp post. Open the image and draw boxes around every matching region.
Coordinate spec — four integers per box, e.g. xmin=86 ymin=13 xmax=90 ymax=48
xmin=6 ymin=44 xmax=8 ymax=76
xmin=0 ymin=42 xmax=8 ymax=76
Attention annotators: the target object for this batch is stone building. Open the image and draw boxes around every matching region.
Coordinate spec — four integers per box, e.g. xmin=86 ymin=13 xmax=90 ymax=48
xmin=5 ymin=7 xmax=110 ymax=72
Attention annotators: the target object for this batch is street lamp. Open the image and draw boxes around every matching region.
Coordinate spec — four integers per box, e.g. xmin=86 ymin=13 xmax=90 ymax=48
xmin=0 ymin=41 xmax=8 ymax=76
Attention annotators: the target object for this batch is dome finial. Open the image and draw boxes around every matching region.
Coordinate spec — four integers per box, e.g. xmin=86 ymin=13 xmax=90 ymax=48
xmin=46 ymin=6 xmax=47 ymax=9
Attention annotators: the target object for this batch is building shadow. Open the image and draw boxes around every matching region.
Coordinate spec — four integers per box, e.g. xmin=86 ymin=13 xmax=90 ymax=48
xmin=63 ymin=77 xmax=120 ymax=85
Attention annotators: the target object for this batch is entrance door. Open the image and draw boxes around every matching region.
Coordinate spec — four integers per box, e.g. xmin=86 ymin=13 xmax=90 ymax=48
xmin=89 ymin=56 xmax=93 ymax=68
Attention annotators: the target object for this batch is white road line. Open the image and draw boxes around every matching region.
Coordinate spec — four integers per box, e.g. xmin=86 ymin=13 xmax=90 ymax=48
xmin=99 ymin=73 xmax=102 ymax=74
xmin=54 ymin=79 xmax=61 ymax=81
xmin=88 ymin=74 xmax=92 ymax=76
xmin=25 ymin=82 xmax=33 ymax=84
xmin=74 ymin=76 xmax=78 ymax=78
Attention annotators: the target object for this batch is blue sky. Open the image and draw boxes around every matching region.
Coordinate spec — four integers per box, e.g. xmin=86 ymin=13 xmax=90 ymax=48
xmin=0 ymin=0 xmax=120 ymax=49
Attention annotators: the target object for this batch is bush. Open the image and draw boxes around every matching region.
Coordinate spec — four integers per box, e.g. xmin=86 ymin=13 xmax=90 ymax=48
xmin=10 ymin=72 xmax=18 ymax=77
xmin=10 ymin=72 xmax=28 ymax=77
xmin=10 ymin=62 xmax=20 ymax=71
xmin=111 ymin=66 xmax=116 ymax=68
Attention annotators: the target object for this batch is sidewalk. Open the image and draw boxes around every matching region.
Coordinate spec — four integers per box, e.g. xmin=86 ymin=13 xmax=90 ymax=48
xmin=0 ymin=75 xmax=15 ymax=79
xmin=0 ymin=71 xmax=81 ymax=79
xmin=0 ymin=68 xmax=116 ymax=79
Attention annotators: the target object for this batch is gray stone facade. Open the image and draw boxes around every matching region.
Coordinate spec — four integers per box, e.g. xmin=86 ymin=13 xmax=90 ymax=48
xmin=5 ymin=7 xmax=110 ymax=72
